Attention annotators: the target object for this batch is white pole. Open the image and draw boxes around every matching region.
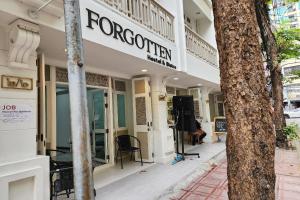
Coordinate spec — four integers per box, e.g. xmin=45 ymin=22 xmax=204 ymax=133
xmin=63 ymin=0 xmax=94 ymax=199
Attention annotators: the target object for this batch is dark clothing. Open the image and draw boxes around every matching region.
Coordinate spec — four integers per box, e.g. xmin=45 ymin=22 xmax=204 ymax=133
xmin=195 ymin=120 xmax=201 ymax=130
xmin=192 ymin=120 xmax=207 ymax=145
xmin=192 ymin=132 xmax=206 ymax=145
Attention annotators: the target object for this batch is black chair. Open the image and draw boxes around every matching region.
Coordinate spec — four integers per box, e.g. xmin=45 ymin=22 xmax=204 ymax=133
xmin=46 ymin=149 xmax=69 ymax=170
xmin=46 ymin=149 xmax=74 ymax=199
xmin=51 ymin=166 xmax=74 ymax=199
xmin=115 ymin=135 xmax=143 ymax=169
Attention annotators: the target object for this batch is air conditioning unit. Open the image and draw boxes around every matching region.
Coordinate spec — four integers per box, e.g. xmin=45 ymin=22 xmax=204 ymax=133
xmin=18 ymin=0 xmax=64 ymax=18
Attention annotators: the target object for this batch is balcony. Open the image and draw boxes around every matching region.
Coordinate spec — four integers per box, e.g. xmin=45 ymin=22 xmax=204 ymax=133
xmin=193 ymin=0 xmax=213 ymax=20
xmin=185 ymin=25 xmax=218 ymax=67
xmin=99 ymin=0 xmax=174 ymax=41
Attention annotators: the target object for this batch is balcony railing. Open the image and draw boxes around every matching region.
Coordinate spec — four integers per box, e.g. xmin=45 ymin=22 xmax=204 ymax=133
xmin=185 ymin=25 xmax=218 ymax=67
xmin=99 ymin=0 xmax=175 ymax=41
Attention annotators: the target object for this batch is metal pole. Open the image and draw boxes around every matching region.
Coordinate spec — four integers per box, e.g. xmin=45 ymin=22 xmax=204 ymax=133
xmin=63 ymin=0 xmax=94 ymax=199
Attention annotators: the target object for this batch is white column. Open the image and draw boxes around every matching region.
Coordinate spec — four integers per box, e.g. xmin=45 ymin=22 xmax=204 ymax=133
xmin=151 ymin=76 xmax=175 ymax=163
xmin=0 ymin=19 xmax=49 ymax=200
xmin=200 ymin=87 xmax=213 ymax=143
xmin=174 ymin=0 xmax=188 ymax=72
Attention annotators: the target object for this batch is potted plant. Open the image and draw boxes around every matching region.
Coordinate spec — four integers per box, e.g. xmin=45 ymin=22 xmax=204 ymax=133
xmin=283 ymin=123 xmax=300 ymax=152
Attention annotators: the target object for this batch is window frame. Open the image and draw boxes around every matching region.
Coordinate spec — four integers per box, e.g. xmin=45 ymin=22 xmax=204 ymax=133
xmin=113 ymin=78 xmax=128 ymax=131
xmin=116 ymin=91 xmax=127 ymax=129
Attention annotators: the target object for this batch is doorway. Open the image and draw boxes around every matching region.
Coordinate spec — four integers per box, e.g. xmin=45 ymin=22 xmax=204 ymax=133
xmin=56 ymin=85 xmax=109 ymax=164
xmin=87 ymin=88 xmax=108 ymax=162
xmin=215 ymin=94 xmax=225 ymax=117
xmin=132 ymin=77 xmax=154 ymax=162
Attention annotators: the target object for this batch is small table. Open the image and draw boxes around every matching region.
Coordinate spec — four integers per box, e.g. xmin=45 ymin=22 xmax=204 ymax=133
xmin=52 ymin=153 xmax=73 ymax=164
xmin=50 ymin=152 xmax=102 ymax=197
xmin=52 ymin=153 xmax=103 ymax=168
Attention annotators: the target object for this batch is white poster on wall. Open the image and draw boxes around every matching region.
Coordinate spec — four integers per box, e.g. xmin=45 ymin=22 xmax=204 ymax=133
xmin=0 ymin=104 xmax=33 ymax=123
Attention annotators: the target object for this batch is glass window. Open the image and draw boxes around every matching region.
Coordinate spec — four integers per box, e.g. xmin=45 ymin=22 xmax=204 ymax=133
xmin=93 ymin=91 xmax=105 ymax=130
xmin=218 ymin=103 xmax=225 ymax=116
xmin=117 ymin=94 xmax=126 ymax=128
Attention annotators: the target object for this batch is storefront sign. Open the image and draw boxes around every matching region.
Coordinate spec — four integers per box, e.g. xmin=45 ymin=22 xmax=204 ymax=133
xmin=214 ymin=117 xmax=227 ymax=133
xmin=1 ymin=75 xmax=33 ymax=90
xmin=0 ymin=104 xmax=33 ymax=123
xmin=147 ymin=55 xmax=176 ymax=69
xmin=85 ymin=8 xmax=176 ymax=69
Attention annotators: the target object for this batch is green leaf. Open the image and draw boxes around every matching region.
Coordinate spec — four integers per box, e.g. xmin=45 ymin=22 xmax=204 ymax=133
xmin=275 ymin=27 xmax=300 ymax=63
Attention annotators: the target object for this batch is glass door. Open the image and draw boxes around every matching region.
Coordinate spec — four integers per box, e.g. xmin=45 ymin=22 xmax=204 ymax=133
xmin=56 ymin=85 xmax=108 ymax=164
xmin=87 ymin=88 xmax=108 ymax=163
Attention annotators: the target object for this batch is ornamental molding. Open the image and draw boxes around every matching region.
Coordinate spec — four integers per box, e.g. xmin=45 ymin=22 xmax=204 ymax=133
xmin=8 ymin=19 xmax=40 ymax=68
xmin=56 ymin=68 xmax=109 ymax=87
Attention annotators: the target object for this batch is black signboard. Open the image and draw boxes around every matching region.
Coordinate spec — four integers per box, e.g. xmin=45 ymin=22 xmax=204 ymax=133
xmin=214 ymin=117 xmax=227 ymax=133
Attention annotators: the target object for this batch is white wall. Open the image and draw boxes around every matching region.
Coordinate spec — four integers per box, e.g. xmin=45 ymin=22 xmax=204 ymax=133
xmin=186 ymin=53 xmax=220 ymax=85
xmin=196 ymin=18 xmax=217 ymax=48
xmin=0 ymin=27 xmax=38 ymax=162
xmin=174 ymin=0 xmax=188 ymax=72
xmin=193 ymin=0 xmax=213 ymax=20
xmin=0 ymin=24 xmax=49 ymax=200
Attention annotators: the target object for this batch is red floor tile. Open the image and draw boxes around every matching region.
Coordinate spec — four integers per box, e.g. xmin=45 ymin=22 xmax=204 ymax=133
xmin=175 ymin=150 xmax=300 ymax=200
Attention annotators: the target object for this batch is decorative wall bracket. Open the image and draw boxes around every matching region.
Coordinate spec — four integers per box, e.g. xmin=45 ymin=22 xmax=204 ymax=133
xmin=8 ymin=19 xmax=40 ymax=68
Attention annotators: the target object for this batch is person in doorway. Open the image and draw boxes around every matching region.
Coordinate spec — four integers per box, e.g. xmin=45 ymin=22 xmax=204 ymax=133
xmin=190 ymin=120 xmax=207 ymax=145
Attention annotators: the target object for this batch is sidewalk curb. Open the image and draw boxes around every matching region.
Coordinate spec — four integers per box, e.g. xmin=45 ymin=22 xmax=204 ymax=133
xmin=157 ymin=149 xmax=227 ymax=200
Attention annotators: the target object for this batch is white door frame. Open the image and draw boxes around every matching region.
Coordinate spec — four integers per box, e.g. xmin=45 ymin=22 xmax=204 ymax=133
xmin=132 ymin=77 xmax=154 ymax=162
xmin=51 ymin=72 xmax=110 ymax=164
xmin=37 ymin=53 xmax=46 ymax=155
xmin=90 ymin=88 xmax=109 ymax=163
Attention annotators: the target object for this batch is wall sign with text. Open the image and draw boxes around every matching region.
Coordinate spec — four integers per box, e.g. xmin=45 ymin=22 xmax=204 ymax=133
xmin=214 ymin=117 xmax=227 ymax=134
xmin=80 ymin=0 xmax=178 ymax=70
xmin=0 ymin=104 xmax=33 ymax=124
xmin=1 ymin=75 xmax=33 ymax=90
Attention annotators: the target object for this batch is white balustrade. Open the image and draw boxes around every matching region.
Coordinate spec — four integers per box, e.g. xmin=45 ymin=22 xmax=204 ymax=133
xmin=185 ymin=25 xmax=218 ymax=67
xmin=100 ymin=0 xmax=174 ymax=41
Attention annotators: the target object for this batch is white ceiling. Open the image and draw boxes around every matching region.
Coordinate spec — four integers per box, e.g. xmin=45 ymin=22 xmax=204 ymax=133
xmin=183 ymin=0 xmax=207 ymax=21
xmin=38 ymin=25 xmax=219 ymax=89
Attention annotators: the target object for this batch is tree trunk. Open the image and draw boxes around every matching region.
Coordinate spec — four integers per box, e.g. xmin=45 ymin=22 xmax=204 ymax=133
xmin=255 ymin=0 xmax=288 ymax=148
xmin=271 ymin=68 xmax=287 ymax=147
xmin=212 ymin=0 xmax=276 ymax=199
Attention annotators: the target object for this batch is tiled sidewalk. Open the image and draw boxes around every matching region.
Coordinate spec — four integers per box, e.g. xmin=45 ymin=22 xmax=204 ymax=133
xmin=276 ymin=150 xmax=300 ymax=200
xmin=173 ymin=149 xmax=300 ymax=200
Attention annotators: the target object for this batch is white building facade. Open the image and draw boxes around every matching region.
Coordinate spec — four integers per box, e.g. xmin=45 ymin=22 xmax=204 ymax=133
xmin=282 ymin=59 xmax=300 ymax=108
xmin=0 ymin=0 xmax=222 ymax=199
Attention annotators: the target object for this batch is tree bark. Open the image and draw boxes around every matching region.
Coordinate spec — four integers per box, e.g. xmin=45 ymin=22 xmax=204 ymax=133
xmin=212 ymin=0 xmax=276 ymax=199
xmin=255 ymin=0 xmax=288 ymax=148
xmin=271 ymin=68 xmax=287 ymax=147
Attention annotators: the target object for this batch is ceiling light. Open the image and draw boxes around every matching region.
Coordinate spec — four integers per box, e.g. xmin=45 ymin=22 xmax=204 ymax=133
xmin=173 ymin=77 xmax=179 ymax=80
xmin=141 ymin=69 xmax=148 ymax=72
xmin=197 ymin=83 xmax=202 ymax=86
